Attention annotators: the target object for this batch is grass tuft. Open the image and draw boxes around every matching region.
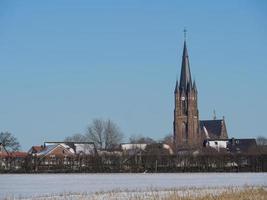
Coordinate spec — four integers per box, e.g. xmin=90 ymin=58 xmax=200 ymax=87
xmin=5 ymin=187 xmax=267 ymax=200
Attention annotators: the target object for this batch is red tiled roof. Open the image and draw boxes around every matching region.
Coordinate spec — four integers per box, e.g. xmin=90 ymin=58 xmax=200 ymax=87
xmin=0 ymin=151 xmax=9 ymax=158
xmin=32 ymin=146 xmax=43 ymax=152
xmin=0 ymin=151 xmax=27 ymax=158
xmin=10 ymin=151 xmax=28 ymax=158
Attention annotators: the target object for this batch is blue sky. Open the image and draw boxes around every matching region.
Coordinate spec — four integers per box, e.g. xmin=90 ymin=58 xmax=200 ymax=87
xmin=0 ymin=1 xmax=267 ymax=150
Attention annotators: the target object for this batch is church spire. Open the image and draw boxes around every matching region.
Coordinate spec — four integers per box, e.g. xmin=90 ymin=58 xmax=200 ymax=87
xmin=179 ymin=30 xmax=192 ymax=91
xmin=193 ymin=79 xmax=197 ymax=91
xmin=174 ymin=79 xmax=179 ymax=93
xmin=174 ymin=30 xmax=200 ymax=148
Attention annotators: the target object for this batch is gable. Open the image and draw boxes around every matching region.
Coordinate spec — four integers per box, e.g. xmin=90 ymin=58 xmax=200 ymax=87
xmin=44 ymin=142 xmax=96 ymax=155
xmin=37 ymin=144 xmax=74 ymax=159
xmin=28 ymin=146 xmax=44 ymax=154
xmin=200 ymin=120 xmax=227 ymax=139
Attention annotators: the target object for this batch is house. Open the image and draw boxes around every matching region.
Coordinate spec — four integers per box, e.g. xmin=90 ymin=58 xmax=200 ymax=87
xmin=203 ymin=138 xmax=257 ymax=154
xmin=1 ymin=143 xmax=28 ymax=170
xmin=145 ymin=143 xmax=174 ymax=155
xmin=0 ymin=143 xmax=9 ymax=169
xmin=30 ymin=144 xmax=75 ymax=167
xmin=44 ymin=142 xmax=97 ymax=155
xmin=28 ymin=145 xmax=44 ymax=154
xmin=120 ymin=143 xmax=173 ymax=156
xmin=227 ymin=138 xmax=257 ymax=154
xmin=203 ymin=139 xmax=228 ymax=152
xmin=8 ymin=151 xmax=28 ymax=170
xmin=120 ymin=143 xmax=147 ymax=155
xmin=27 ymin=142 xmax=98 ymax=169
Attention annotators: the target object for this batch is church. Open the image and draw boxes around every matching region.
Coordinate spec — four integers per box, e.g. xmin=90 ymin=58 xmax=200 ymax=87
xmin=173 ymin=36 xmax=228 ymax=149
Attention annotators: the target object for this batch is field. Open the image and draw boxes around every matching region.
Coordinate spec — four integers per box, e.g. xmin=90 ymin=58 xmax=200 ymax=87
xmin=0 ymin=173 xmax=266 ymax=199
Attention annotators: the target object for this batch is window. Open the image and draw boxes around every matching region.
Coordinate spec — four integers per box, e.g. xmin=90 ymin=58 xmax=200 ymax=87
xmin=182 ymin=122 xmax=188 ymax=143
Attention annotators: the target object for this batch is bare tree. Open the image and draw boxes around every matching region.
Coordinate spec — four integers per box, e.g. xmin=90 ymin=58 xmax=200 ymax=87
xmin=86 ymin=119 xmax=123 ymax=150
xmin=104 ymin=120 xmax=123 ymax=150
xmin=0 ymin=132 xmax=20 ymax=151
xmin=161 ymin=133 xmax=173 ymax=147
xmin=86 ymin=119 xmax=105 ymax=149
xmin=64 ymin=133 xmax=86 ymax=142
xmin=257 ymin=136 xmax=267 ymax=146
xmin=129 ymin=134 xmax=155 ymax=144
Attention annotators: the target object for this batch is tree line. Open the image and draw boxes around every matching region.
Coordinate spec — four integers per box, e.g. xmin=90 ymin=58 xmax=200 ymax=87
xmin=1 ymin=118 xmax=267 ymax=173
xmin=64 ymin=118 xmax=173 ymax=150
xmin=1 ymin=118 xmax=267 ymax=151
xmin=2 ymin=149 xmax=267 ymax=173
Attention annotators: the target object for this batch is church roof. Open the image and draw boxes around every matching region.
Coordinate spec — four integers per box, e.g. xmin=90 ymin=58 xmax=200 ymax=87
xmin=200 ymin=120 xmax=224 ymax=139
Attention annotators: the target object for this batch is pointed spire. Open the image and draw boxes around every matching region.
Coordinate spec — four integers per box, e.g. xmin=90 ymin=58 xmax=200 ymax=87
xmin=174 ymin=79 xmax=179 ymax=93
xmin=193 ymin=79 xmax=197 ymax=91
xmin=181 ymin=86 xmax=186 ymax=97
xmin=187 ymin=82 xmax=192 ymax=92
xmin=179 ymin=31 xmax=192 ymax=91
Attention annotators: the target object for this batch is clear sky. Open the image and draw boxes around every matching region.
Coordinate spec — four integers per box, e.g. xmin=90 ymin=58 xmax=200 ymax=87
xmin=0 ymin=1 xmax=267 ymax=150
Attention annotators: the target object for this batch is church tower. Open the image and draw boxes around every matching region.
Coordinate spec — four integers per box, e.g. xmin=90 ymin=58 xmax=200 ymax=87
xmin=173 ymin=36 xmax=200 ymax=148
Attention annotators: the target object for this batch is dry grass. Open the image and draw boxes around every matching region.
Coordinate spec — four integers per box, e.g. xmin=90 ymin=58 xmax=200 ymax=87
xmin=162 ymin=187 xmax=267 ymax=200
xmin=3 ymin=187 xmax=267 ymax=200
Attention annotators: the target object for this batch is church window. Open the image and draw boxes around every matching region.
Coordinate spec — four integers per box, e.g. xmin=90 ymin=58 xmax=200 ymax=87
xmin=183 ymin=100 xmax=187 ymax=115
xmin=182 ymin=122 xmax=188 ymax=143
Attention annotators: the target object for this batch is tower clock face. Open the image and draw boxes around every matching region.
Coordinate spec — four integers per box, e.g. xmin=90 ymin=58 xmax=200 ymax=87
xmin=181 ymin=97 xmax=185 ymax=101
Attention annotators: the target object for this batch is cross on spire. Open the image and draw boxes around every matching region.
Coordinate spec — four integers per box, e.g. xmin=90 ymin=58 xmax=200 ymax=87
xmin=183 ymin=28 xmax=187 ymax=41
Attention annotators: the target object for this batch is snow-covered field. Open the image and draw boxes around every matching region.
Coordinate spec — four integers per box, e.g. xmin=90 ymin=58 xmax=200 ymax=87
xmin=0 ymin=173 xmax=266 ymax=199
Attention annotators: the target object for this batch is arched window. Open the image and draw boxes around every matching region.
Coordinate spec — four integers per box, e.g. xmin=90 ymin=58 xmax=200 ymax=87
xmin=183 ymin=99 xmax=187 ymax=115
xmin=182 ymin=122 xmax=188 ymax=143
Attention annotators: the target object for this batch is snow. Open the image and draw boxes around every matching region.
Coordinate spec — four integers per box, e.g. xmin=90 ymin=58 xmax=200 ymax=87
xmin=74 ymin=144 xmax=95 ymax=155
xmin=36 ymin=144 xmax=58 ymax=157
xmin=43 ymin=143 xmax=95 ymax=155
xmin=0 ymin=173 xmax=266 ymax=199
xmin=121 ymin=144 xmax=147 ymax=151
